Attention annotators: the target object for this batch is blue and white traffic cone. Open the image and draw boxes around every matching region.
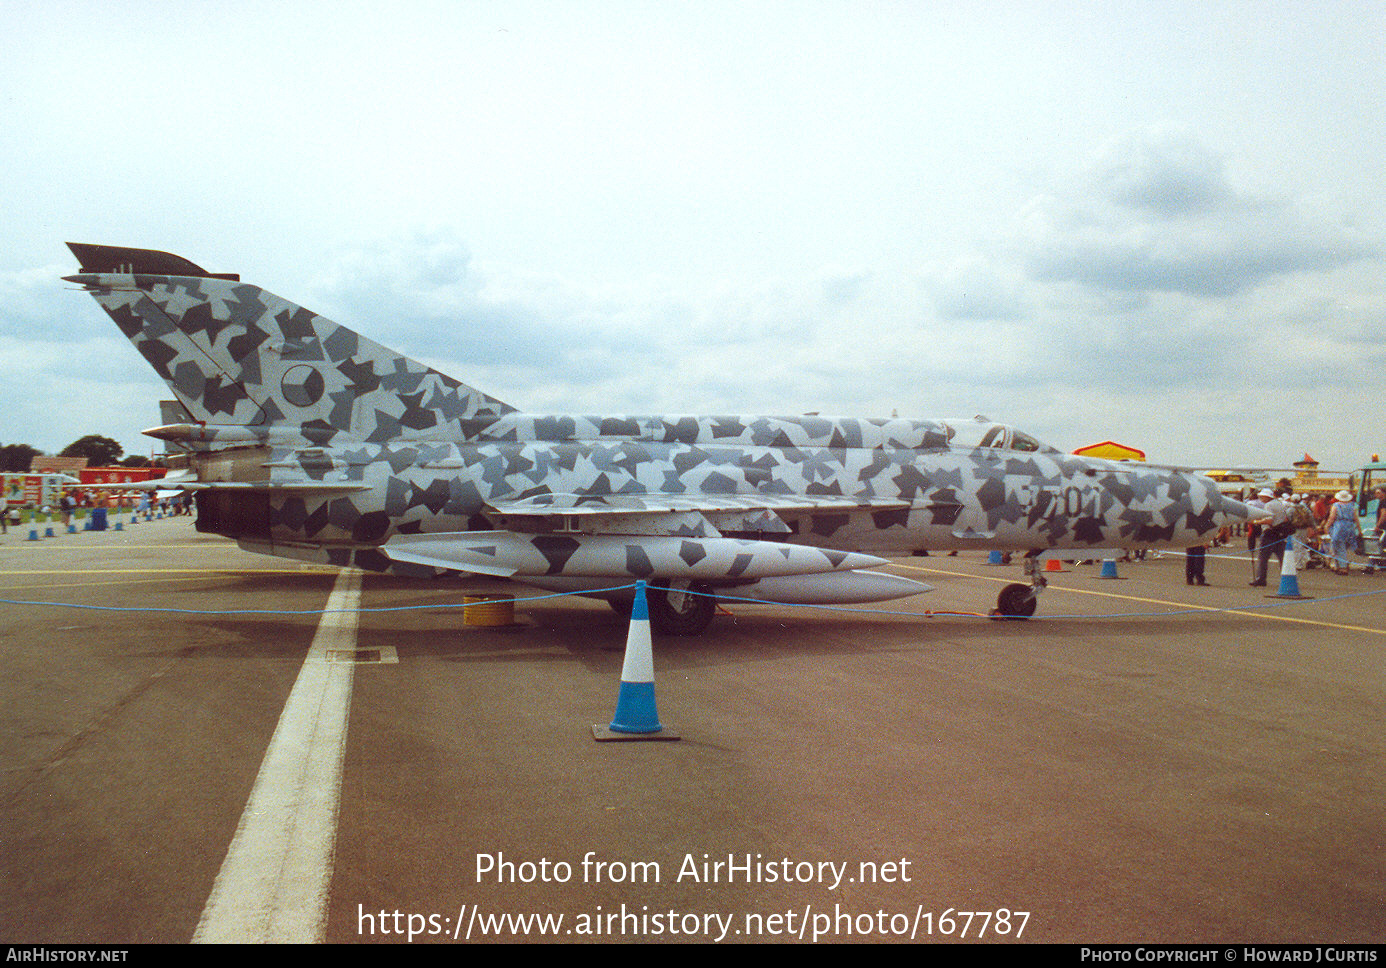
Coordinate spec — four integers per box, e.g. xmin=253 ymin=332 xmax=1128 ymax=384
xmin=1099 ymin=558 xmax=1119 ymax=578
xmin=45 ymin=527 xmax=55 ymax=538
xmin=609 ymin=581 xmax=661 ymax=733
xmin=594 ymin=581 xmax=679 ymax=741
xmin=1273 ymin=535 xmax=1307 ymax=599
xmin=986 ymin=550 xmax=1004 ymax=565
xmin=27 ymin=528 xmax=39 ymax=541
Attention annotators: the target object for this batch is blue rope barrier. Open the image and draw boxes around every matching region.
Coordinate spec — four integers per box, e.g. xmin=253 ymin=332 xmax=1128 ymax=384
xmin=649 ymin=581 xmax=1386 ymax=621
xmin=2 ymin=575 xmax=1383 ymax=623
xmin=0 ymin=583 xmax=642 ymax=617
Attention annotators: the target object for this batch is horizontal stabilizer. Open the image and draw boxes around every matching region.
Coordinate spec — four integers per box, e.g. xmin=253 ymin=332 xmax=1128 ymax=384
xmin=171 ymin=480 xmax=370 ymax=492
xmin=81 ymin=475 xmax=191 ymax=492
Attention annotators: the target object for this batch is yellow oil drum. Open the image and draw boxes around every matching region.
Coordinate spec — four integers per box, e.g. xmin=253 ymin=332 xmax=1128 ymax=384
xmin=462 ymin=594 xmax=516 ymax=627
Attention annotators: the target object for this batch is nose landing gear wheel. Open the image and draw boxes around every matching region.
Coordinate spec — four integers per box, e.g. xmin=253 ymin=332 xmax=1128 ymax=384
xmin=994 ymin=582 xmax=1038 ymax=619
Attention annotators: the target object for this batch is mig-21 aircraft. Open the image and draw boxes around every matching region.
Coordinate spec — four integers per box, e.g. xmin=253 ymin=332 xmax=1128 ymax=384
xmin=65 ymin=243 xmax=1254 ymax=633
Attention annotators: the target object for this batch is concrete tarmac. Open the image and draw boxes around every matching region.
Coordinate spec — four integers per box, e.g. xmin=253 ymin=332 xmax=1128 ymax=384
xmin=1 ymin=518 xmax=1382 ymax=944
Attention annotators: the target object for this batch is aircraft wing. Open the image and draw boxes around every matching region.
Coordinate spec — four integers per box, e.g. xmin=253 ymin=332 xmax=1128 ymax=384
xmin=484 ymin=492 xmax=912 ymax=537
xmin=1096 ymin=461 xmax=1350 ymax=478
xmin=381 ymin=493 xmax=915 ymax=581
xmin=383 ymin=530 xmax=891 ymax=580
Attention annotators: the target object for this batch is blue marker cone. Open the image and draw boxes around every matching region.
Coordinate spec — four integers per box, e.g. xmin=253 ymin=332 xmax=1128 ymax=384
xmin=593 ymin=581 xmax=679 ymax=741
xmin=45 ymin=527 xmax=55 ymax=538
xmin=987 ymin=550 xmax=1004 ymax=565
xmin=27 ymin=528 xmax=39 ymax=541
xmin=1272 ymin=536 xmax=1307 ymax=599
xmin=1099 ymin=558 xmax=1119 ymax=578
xmin=610 ymin=582 xmax=661 ymax=732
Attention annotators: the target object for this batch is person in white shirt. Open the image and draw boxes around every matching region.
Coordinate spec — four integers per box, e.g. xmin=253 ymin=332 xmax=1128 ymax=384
xmin=1252 ymin=490 xmax=1292 ymax=587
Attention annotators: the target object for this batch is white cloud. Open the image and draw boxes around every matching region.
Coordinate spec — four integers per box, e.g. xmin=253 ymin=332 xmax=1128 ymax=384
xmin=1088 ymin=130 xmax=1235 ymax=217
xmin=1018 ymin=129 xmax=1375 ymax=299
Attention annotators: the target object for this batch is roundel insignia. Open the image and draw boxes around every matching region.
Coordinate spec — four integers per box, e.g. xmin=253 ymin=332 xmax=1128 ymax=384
xmin=280 ymin=364 xmax=325 ymax=407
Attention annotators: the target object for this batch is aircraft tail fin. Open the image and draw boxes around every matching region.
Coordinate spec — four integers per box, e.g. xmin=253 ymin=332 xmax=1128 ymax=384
xmin=65 ymin=243 xmax=515 ymax=443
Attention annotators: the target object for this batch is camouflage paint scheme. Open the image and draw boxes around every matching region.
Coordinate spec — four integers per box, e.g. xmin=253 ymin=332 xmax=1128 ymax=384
xmin=65 ymin=244 xmax=1251 ymax=627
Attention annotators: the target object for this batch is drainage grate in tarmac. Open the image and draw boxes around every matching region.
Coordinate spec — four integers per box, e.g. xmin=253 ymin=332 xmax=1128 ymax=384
xmin=326 ymin=647 xmax=398 ymax=664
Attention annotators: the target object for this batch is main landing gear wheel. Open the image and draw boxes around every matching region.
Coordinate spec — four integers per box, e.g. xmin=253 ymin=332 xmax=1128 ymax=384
xmin=995 ymin=582 xmax=1038 ymax=619
xmin=648 ymin=582 xmax=716 ymax=636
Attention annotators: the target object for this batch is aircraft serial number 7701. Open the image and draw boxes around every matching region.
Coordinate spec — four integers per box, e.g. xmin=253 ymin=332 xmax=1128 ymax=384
xmin=65 ymin=243 xmax=1253 ymax=634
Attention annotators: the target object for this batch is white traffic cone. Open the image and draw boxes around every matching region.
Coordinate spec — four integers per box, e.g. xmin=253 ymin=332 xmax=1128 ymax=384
xmin=593 ymin=581 xmax=679 ymax=741
xmin=1272 ymin=535 xmax=1308 ymax=599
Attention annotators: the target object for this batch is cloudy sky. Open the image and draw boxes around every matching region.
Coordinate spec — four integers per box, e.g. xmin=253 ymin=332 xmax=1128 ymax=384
xmin=2 ymin=1 xmax=1383 ymax=472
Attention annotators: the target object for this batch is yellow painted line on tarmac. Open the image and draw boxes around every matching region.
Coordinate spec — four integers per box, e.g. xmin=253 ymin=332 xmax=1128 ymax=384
xmin=893 ymin=561 xmax=1386 ymax=637
xmin=0 ymin=574 xmax=230 ymax=593
xmin=0 ymin=564 xmax=333 ymax=593
xmin=4 ymin=543 xmax=238 ymax=550
xmin=0 ymin=568 xmax=334 ymax=576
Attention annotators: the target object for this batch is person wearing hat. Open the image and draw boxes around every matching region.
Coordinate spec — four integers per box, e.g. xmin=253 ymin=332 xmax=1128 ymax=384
xmin=1252 ymin=488 xmax=1299 ymax=586
xmin=1286 ymin=494 xmax=1310 ymax=570
xmin=1324 ymin=489 xmax=1361 ymax=575
xmin=1241 ymin=488 xmax=1268 ymax=581
xmin=1249 ymin=488 xmax=1286 ymax=586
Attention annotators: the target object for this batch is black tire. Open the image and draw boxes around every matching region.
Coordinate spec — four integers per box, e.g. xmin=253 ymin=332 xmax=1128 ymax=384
xmin=648 ymin=582 xmax=716 ymax=636
xmin=996 ymin=582 xmax=1037 ymax=619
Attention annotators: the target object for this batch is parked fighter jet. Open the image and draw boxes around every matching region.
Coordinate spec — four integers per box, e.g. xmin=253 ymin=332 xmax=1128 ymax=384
xmin=65 ymin=243 xmax=1253 ymax=633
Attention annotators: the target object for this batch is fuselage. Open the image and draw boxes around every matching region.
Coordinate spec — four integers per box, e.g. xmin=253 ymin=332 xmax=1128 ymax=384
xmin=177 ymin=413 xmax=1246 ymax=567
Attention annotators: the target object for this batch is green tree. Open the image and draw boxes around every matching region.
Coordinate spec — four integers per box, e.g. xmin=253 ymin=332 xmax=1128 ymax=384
xmin=59 ymin=435 xmax=124 ymax=467
xmin=0 ymin=443 xmax=43 ymax=472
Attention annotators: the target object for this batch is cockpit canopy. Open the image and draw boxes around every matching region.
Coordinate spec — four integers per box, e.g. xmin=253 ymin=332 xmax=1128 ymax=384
xmin=941 ymin=416 xmax=1052 ymax=454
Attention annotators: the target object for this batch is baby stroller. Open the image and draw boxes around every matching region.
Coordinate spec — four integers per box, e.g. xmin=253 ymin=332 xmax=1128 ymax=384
xmin=1364 ymin=529 xmax=1384 ymax=575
